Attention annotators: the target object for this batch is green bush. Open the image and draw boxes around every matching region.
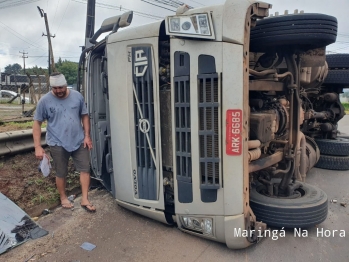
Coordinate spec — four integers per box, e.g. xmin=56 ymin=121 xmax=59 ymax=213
xmin=343 ymin=103 xmax=349 ymax=112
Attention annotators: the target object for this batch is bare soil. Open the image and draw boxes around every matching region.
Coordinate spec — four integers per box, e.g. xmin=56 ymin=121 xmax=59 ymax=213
xmin=0 ymin=103 xmax=80 ymax=217
xmin=0 ymin=149 xmax=81 ymax=217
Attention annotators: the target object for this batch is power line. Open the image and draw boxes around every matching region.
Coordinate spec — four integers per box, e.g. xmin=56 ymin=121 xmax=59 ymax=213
xmin=52 ymin=0 xmax=61 ymax=28
xmin=0 ymin=21 xmax=46 ymax=51
xmin=54 ymin=0 xmax=71 ymax=35
xmin=95 ymin=1 xmax=163 ymax=19
xmin=0 ymin=0 xmax=40 ymax=10
xmin=187 ymin=0 xmax=204 ymax=7
xmin=141 ymin=0 xmax=176 ymax=12
xmin=72 ymin=0 xmax=163 ymax=20
xmin=142 ymin=0 xmax=192 ymax=9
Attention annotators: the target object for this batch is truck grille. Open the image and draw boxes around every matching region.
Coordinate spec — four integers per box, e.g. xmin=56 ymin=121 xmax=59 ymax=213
xmin=198 ymin=74 xmax=220 ymax=190
xmin=174 ymin=51 xmax=193 ymax=203
xmin=132 ymin=46 xmax=157 ymax=200
xmin=175 ymin=76 xmax=192 ymax=181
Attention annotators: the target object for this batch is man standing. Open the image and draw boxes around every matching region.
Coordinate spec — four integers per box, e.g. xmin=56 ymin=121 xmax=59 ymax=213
xmin=33 ymin=72 xmax=96 ymax=212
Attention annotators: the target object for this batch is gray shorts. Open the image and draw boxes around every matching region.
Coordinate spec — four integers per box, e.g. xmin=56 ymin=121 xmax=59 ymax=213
xmin=50 ymin=144 xmax=90 ymax=178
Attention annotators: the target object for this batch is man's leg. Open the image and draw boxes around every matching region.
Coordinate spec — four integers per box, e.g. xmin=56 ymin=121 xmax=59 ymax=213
xmin=72 ymin=144 xmax=96 ymax=212
xmin=50 ymin=146 xmax=73 ymax=208
xmin=80 ymin=171 xmax=91 ymax=204
xmin=80 ymin=172 xmax=95 ymax=211
xmin=56 ymin=177 xmax=73 ymax=207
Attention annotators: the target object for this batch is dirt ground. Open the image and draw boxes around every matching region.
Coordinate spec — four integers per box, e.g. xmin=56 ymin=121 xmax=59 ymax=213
xmin=0 ymin=103 xmax=80 ymax=217
xmin=0 ymin=149 xmax=81 ymax=217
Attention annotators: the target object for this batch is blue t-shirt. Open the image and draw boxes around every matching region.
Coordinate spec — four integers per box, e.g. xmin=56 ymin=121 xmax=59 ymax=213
xmin=34 ymin=90 xmax=88 ymax=152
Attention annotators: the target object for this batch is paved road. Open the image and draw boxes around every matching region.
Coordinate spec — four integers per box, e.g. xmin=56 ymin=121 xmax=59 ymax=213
xmin=2 ymin=116 xmax=349 ymax=262
xmin=338 ymin=114 xmax=349 ymax=135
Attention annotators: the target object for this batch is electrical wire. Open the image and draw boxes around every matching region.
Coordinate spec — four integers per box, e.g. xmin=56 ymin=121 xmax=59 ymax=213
xmin=54 ymin=0 xmax=71 ymax=35
xmin=141 ymin=0 xmax=192 ymax=9
xmin=95 ymin=1 xmax=163 ymax=19
xmin=187 ymin=0 xmax=204 ymax=7
xmin=0 ymin=21 xmax=46 ymax=51
xmin=72 ymin=0 xmax=163 ymax=20
xmin=0 ymin=0 xmax=39 ymax=9
xmin=52 ymin=0 xmax=61 ymax=28
xmin=141 ymin=0 xmax=175 ymax=12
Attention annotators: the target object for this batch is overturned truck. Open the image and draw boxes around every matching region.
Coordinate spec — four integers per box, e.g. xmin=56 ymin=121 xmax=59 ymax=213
xmin=80 ymin=0 xmax=338 ymax=249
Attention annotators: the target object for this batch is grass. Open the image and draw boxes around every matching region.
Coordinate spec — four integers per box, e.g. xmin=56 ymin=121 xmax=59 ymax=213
xmin=0 ymin=120 xmax=47 ymax=129
xmin=28 ymin=164 xmax=80 ymax=206
xmin=342 ymin=102 xmax=349 ymax=114
xmin=0 ymin=101 xmax=21 ymax=105
xmin=29 ymin=180 xmax=61 ymax=205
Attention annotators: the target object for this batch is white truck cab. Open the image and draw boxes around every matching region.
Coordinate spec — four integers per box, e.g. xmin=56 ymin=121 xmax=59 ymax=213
xmin=80 ymin=0 xmax=338 ymax=249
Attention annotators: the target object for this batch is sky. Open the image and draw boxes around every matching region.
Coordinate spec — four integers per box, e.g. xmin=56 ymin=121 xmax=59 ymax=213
xmin=0 ymin=0 xmax=349 ymax=73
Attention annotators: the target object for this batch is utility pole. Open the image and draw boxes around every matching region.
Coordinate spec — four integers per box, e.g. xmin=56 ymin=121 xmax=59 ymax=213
xmin=19 ymin=50 xmax=28 ymax=73
xmin=37 ymin=6 xmax=56 ymax=75
xmin=85 ymin=0 xmax=96 ymax=49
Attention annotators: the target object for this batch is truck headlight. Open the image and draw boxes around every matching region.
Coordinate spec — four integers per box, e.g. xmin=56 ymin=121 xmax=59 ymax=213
xmin=202 ymin=219 xmax=212 ymax=235
xmin=180 ymin=216 xmax=213 ymax=236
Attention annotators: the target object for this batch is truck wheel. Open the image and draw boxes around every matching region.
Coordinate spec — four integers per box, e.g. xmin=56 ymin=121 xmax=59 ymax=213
xmin=306 ymin=136 xmax=320 ymax=171
xmin=250 ymin=179 xmax=328 ymax=228
xmin=250 ymin=13 xmax=337 ymax=52
xmin=324 ymin=69 xmax=349 ymax=85
xmin=326 ymin=54 xmax=349 ymax=69
xmin=315 ymin=154 xmax=349 ymax=170
xmin=314 ymin=137 xmax=349 ymax=156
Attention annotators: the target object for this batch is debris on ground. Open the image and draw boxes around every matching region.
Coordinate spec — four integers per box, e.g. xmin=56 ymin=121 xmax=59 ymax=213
xmin=42 ymin=209 xmax=50 ymax=216
xmin=80 ymin=242 xmax=96 ymax=251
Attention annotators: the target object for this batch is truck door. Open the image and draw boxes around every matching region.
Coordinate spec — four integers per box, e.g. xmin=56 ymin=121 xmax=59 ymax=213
xmin=86 ymin=44 xmax=115 ymax=196
xmin=106 ymin=36 xmax=165 ymax=211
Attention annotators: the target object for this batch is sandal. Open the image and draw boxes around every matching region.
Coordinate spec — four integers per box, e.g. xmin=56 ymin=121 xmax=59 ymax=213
xmin=81 ymin=204 xmax=96 ymax=213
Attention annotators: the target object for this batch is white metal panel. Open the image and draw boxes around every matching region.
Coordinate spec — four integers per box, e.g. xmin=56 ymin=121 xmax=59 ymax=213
xmin=224 ymin=214 xmax=252 ymax=249
xmin=222 ymin=0 xmax=258 ymax=44
xmin=222 ymin=42 xmax=245 ymax=216
xmin=171 ymin=39 xmax=225 ymax=216
xmin=107 ymin=21 xmax=163 ymax=44
xmin=116 ymin=199 xmax=168 ymax=224
xmin=107 ymin=36 xmax=165 ymax=210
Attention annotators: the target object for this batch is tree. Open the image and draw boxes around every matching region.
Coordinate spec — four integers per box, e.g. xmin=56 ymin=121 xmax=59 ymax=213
xmin=4 ymin=63 xmax=22 ymax=74
xmin=56 ymin=57 xmax=63 ymax=67
xmin=55 ymin=60 xmax=78 ymax=85
xmin=24 ymin=66 xmax=48 ymax=75
xmin=22 ymin=59 xmax=78 ymax=85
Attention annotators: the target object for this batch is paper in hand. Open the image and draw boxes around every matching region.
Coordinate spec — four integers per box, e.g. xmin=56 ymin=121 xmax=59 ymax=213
xmin=40 ymin=154 xmax=51 ymax=177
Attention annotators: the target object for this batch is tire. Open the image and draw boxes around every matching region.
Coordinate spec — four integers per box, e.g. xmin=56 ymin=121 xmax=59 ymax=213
xmin=326 ymin=54 xmax=349 ymax=69
xmin=306 ymin=136 xmax=320 ymax=171
xmin=250 ymin=13 xmax=337 ymax=52
xmin=250 ymin=179 xmax=328 ymax=228
xmin=324 ymin=70 xmax=349 ymax=85
xmin=314 ymin=137 xmax=349 ymax=156
xmin=315 ymin=154 xmax=349 ymax=170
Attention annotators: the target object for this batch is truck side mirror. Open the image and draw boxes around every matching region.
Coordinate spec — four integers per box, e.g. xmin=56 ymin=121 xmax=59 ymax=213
xmin=90 ymin=11 xmax=133 ymax=44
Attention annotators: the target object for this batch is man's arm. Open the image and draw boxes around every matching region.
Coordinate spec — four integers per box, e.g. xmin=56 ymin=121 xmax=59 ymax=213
xmin=33 ymin=120 xmax=45 ymax=160
xmin=82 ymin=114 xmax=93 ymax=150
